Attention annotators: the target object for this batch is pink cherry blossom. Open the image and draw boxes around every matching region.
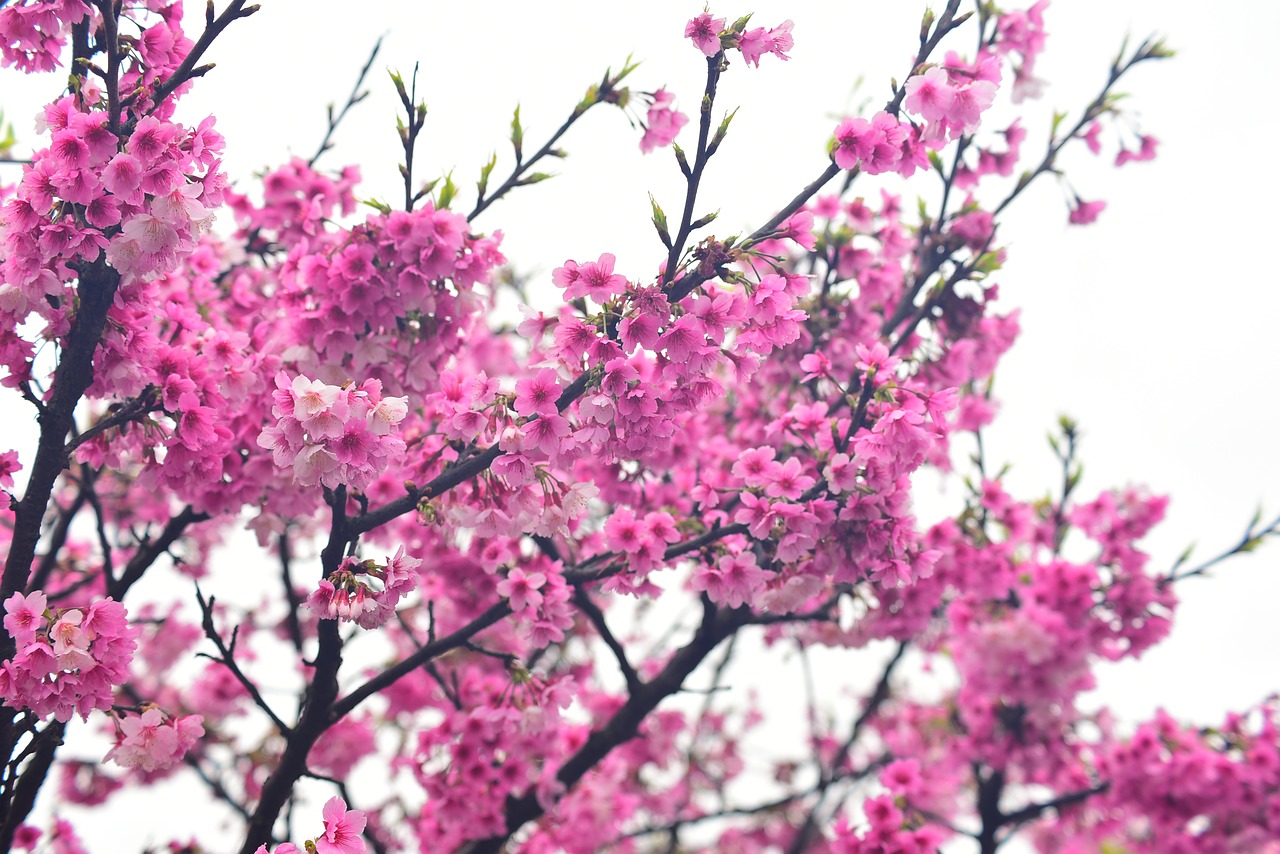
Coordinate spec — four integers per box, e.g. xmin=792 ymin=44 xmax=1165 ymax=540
xmin=639 ymin=88 xmax=688 ymax=154
xmin=316 ymin=796 xmax=367 ymax=854
xmin=3 ymin=591 xmax=47 ymax=646
xmin=1068 ymin=197 xmax=1106 ymax=225
xmin=105 ymin=708 xmax=204 ymax=772
xmin=496 ymin=568 xmax=547 ymax=613
xmin=684 ymin=12 xmax=726 ymax=56
xmin=738 ymin=20 xmax=793 ymax=67
xmin=514 ymin=368 xmax=562 ymax=417
xmin=904 ymin=66 xmax=955 ymax=122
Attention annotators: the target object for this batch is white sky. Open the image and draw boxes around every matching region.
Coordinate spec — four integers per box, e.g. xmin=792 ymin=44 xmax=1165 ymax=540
xmin=2 ymin=0 xmax=1278 ymax=845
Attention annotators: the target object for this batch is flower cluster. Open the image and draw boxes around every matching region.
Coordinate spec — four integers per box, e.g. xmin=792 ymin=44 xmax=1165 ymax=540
xmin=270 ymin=201 xmax=505 ymax=396
xmin=902 ymin=57 xmax=1000 ymax=146
xmin=830 ymin=794 xmax=947 ymax=853
xmin=552 ymin=252 xmax=628 ymax=304
xmin=104 ymin=707 xmax=204 ymax=772
xmin=0 ymin=89 xmax=226 ymax=387
xmin=0 ymin=592 xmax=136 ymax=722
xmin=738 ymin=19 xmax=793 ymax=67
xmin=410 ymin=670 xmax=574 ymax=849
xmin=258 ymin=373 xmax=409 ymax=491
xmin=307 ymin=547 xmax=421 ymax=629
xmin=685 ymin=11 xmax=793 ymax=66
xmin=602 ymin=506 xmax=682 ymax=586
xmin=992 ymin=0 xmax=1049 ymax=102
xmin=829 ymin=111 xmax=921 ymax=176
xmin=639 ymin=88 xmax=688 ymax=154
xmin=1034 ymin=703 xmax=1280 ymax=853
xmin=253 ymin=797 xmax=366 ymax=854
xmin=308 ymin=715 xmax=377 ymax=779
xmin=494 ymin=558 xmax=575 ymax=645
xmin=692 ymin=549 xmax=770 ymax=608
xmin=0 ymin=0 xmax=91 ymax=73
xmin=100 ymin=114 xmax=223 ymax=280
xmin=227 ymin=156 xmax=360 ymax=250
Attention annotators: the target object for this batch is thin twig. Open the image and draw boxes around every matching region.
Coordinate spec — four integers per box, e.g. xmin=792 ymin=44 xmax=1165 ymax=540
xmin=1162 ymin=511 xmax=1280 ymax=588
xmin=144 ymin=0 xmax=259 ymax=116
xmin=195 ymin=587 xmax=293 ymax=736
xmin=787 ymin=642 xmax=907 ymax=853
xmin=310 ymin=37 xmax=382 ymax=168
xmin=573 ymin=587 xmax=642 ymax=695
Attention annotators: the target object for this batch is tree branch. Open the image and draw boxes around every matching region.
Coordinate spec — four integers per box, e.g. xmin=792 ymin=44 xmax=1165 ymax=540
xmin=144 ymin=0 xmax=259 ymax=115
xmin=329 ymin=600 xmax=511 ymax=722
xmin=573 ymin=587 xmax=642 ymax=696
xmin=310 ymin=37 xmax=382 ymax=168
xmin=108 ymin=506 xmax=209 ymax=600
xmin=195 ymin=587 xmax=292 ymax=736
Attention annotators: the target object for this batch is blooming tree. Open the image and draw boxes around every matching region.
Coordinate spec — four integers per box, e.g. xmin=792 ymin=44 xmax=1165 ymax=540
xmin=0 ymin=1 xmax=1276 ymax=853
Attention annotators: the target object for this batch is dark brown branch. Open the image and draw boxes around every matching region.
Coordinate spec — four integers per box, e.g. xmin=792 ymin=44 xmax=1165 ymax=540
xmin=146 ymin=0 xmax=259 ymax=115
xmin=108 ymin=505 xmax=208 ymax=599
xmin=2 ymin=257 xmax=120 ymax=622
xmin=975 ymin=764 xmax=1005 ymax=854
xmin=77 ymin=465 xmax=115 ymax=589
xmin=349 ymin=444 xmax=502 ymax=536
xmin=310 ymin=37 xmax=382 ymax=168
xmin=573 ymin=587 xmax=642 ymax=695
xmin=184 ymin=751 xmax=253 ymax=821
xmin=656 ymin=631 xmax=741 ymax=848
xmin=330 ymin=601 xmax=511 ymax=721
xmin=279 ymin=530 xmax=305 ymax=654
xmin=391 ymin=63 xmax=428 ymax=212
xmin=195 ymin=587 xmax=292 ymax=736
xmin=27 ymin=490 xmax=89 ymax=594
xmin=239 ymin=486 xmax=351 ymax=852
xmin=468 ymin=60 xmax=636 ymax=222
xmin=660 ymin=52 xmax=724 ymax=287
xmin=65 ymin=386 xmax=160 ymax=454
xmin=88 ymin=1 xmax=122 ymax=134
xmin=0 ymin=721 xmax=64 ymax=851
xmin=238 ymin=619 xmax=341 ymax=853
xmin=613 ymin=755 xmax=887 ymax=846
xmin=999 ymin=782 xmax=1109 ymax=834
xmin=1162 ymin=511 xmax=1280 ymax=588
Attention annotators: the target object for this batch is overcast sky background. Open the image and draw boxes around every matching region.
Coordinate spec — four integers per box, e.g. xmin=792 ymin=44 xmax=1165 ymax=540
xmin=2 ymin=0 xmax=1278 ymax=845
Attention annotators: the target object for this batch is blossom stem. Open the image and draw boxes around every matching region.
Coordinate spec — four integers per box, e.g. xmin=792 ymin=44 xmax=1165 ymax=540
xmin=661 ymin=53 xmax=724 ymax=286
xmin=310 ymin=37 xmax=382 ymax=169
xmin=0 ymin=721 xmax=63 ymax=849
xmin=468 ymin=63 xmax=634 ymax=221
xmin=142 ymin=0 xmax=258 ymax=121
xmin=1 ymin=259 xmax=120 ymax=627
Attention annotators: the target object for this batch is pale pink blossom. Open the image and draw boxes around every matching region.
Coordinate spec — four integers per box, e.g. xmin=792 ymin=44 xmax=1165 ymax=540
xmin=316 ymin=796 xmax=366 ymax=854
xmin=684 ymin=12 xmax=726 ymax=56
